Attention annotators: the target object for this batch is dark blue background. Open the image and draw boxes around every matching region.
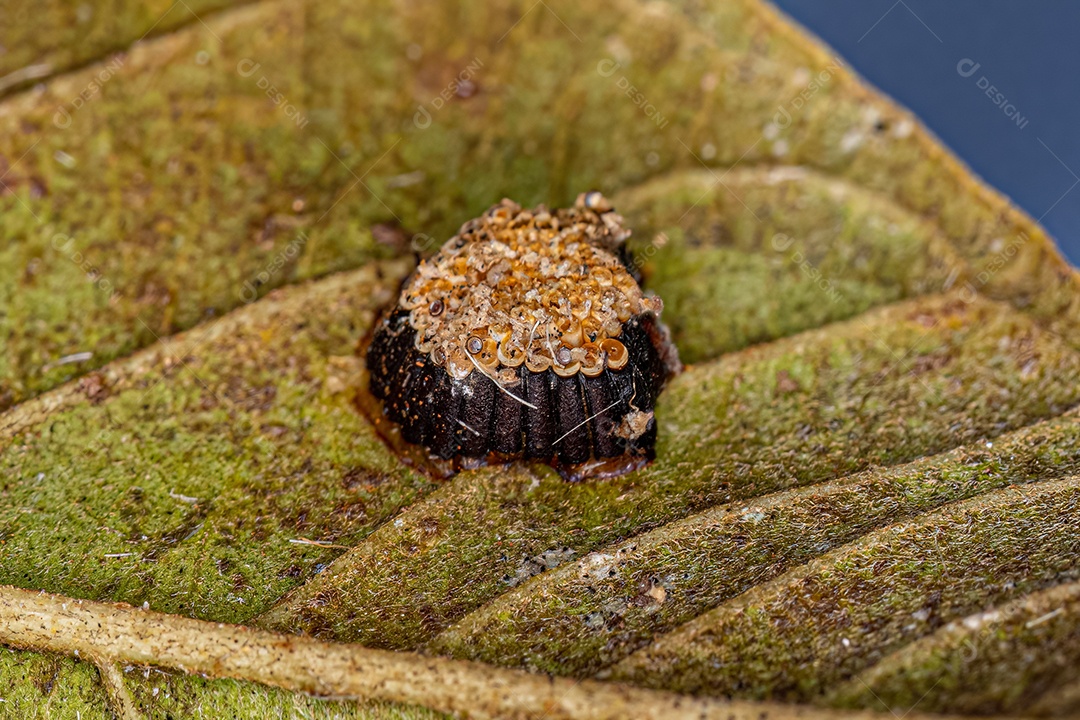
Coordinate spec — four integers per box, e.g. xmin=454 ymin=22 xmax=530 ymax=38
xmin=770 ymin=0 xmax=1079 ymax=265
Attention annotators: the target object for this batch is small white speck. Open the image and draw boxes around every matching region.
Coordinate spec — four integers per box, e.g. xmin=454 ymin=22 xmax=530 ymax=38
xmin=700 ymin=143 xmax=717 ymax=160
xmin=841 ymin=637 xmax=851 ymax=648
xmin=771 ymin=139 xmax=789 ymax=157
xmin=169 ymin=489 xmax=200 ymax=504
xmin=861 ymin=106 xmax=882 ymax=125
xmin=394 ymin=518 xmax=404 ymax=527
xmin=763 ymin=122 xmax=780 ymax=141
xmin=986 ymin=442 xmax=993 ymax=448
xmin=839 ymin=129 xmax=864 ymax=153
xmin=741 ymin=509 xmax=766 ymax=523
xmin=964 ymin=610 xmax=1000 ymax=629
xmin=51 ymin=350 xmax=93 ymax=367
xmin=581 ymin=552 xmax=617 ymax=580
xmin=54 ymin=150 xmax=76 ymax=168
xmin=1026 ymin=608 xmax=1063 ymax=629
xmin=605 ymin=36 xmax=632 ymax=65
xmin=386 ymin=170 xmax=425 ymax=188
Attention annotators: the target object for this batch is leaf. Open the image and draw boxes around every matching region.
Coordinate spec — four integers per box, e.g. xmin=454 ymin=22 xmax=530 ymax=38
xmin=5 ymin=583 xmax=945 ymax=720
xmin=425 ymin=412 xmax=1080 ymax=678
xmin=1 ymin=0 xmax=1078 ymax=717
xmin=257 ymin=295 xmax=1080 ymax=649
xmin=0 ymin=1 xmax=241 ymax=95
xmin=826 ymin=580 xmax=1080 ymax=715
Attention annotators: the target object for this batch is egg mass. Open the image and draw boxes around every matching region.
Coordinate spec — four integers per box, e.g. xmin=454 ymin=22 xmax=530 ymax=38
xmin=360 ymin=193 xmax=680 ymax=481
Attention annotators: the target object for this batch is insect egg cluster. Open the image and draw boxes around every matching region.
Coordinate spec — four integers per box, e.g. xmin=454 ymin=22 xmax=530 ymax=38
xmin=361 ymin=192 xmax=679 ymax=481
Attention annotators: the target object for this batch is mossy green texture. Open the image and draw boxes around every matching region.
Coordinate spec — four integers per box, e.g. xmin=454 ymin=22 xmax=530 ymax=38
xmin=0 ymin=1 xmax=239 ymax=88
xmin=609 ymin=478 xmax=1080 ymax=701
xmin=826 ymin=580 xmax=1080 ymax=716
xmin=368 ymin=0 xmax=1080 ymax=346
xmin=0 ymin=649 xmax=112 ymax=719
xmin=7 ymin=0 xmax=1079 ymax=413
xmin=120 ymin=667 xmax=448 ymax=720
xmin=0 ymin=261 xmax=435 ymax=623
xmin=0 ymin=1 xmax=394 ymax=411
xmin=616 ymin=168 xmax=967 ymax=363
xmin=427 ymin=410 xmax=1080 ymax=676
xmin=257 ymin=293 xmax=1080 ymax=649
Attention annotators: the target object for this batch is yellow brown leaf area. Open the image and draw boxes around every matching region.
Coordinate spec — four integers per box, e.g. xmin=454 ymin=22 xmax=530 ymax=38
xmin=0 ymin=0 xmax=1078 ymax=717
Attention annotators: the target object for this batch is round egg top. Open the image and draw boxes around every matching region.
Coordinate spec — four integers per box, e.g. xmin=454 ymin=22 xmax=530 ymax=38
xmin=397 ymin=194 xmax=662 ymax=380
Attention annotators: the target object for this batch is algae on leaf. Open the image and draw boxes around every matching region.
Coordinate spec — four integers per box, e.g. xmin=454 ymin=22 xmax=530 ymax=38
xmin=0 ymin=0 xmax=1078 ymax=717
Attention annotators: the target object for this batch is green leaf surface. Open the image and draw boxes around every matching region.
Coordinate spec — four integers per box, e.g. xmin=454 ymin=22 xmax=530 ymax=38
xmin=1 ymin=0 xmax=1078 ymax=717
